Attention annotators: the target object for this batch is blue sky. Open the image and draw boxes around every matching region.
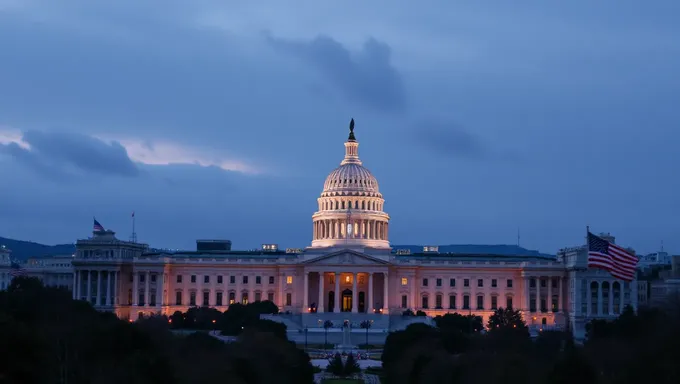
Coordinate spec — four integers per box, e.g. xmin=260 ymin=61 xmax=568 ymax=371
xmin=0 ymin=0 xmax=678 ymax=254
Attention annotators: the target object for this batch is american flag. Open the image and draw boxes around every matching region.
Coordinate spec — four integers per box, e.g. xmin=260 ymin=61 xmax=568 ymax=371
xmin=9 ymin=262 xmax=27 ymax=277
xmin=93 ymin=218 xmax=105 ymax=232
xmin=587 ymin=232 xmax=638 ymax=281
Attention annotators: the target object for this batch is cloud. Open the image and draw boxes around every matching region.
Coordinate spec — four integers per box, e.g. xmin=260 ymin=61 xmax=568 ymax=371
xmin=266 ymin=34 xmax=406 ymax=112
xmin=0 ymin=130 xmax=139 ymax=178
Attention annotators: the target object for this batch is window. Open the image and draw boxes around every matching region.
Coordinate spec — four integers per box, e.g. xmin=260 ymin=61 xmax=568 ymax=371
xmin=540 ymin=298 xmax=547 ymax=312
xmin=189 ymin=292 xmax=196 ymax=306
xmin=491 ymin=279 xmax=497 ymax=288
xmin=255 ymin=292 xmax=261 ymax=302
xmin=151 ymin=275 xmax=157 ymax=283
xmin=286 ymin=293 xmax=292 ymax=306
xmin=242 ymin=293 xmax=249 ymax=305
xmin=256 ymin=276 xmax=262 ymax=285
xmin=286 ymin=276 xmax=293 ymax=284
xmin=423 ymin=278 xmax=429 ymax=287
xmin=530 ymin=295 xmax=536 ymax=312
xmin=491 ymin=295 xmax=498 ymax=310
xmin=464 ymin=279 xmax=470 ymax=287
xmin=269 ymin=276 xmax=275 ymax=284
xmin=449 ymin=278 xmax=456 ymax=287
xmin=216 ymin=292 xmax=223 ymax=306
xmin=229 ymin=292 xmax=235 ymax=305
xmin=552 ymin=296 xmax=559 ymax=312
xmin=329 ymin=274 xmax=335 ymax=284
xmin=176 ymin=275 xmax=182 ymax=283
xmin=476 ymin=295 xmax=484 ymax=310
xmin=345 ymin=275 xmax=352 ymax=283
xmin=436 ymin=278 xmax=442 ymax=287
xmin=506 ymin=296 xmax=513 ymax=309
xmin=401 ymin=295 xmax=408 ymax=308
xmin=551 ymin=278 xmax=558 ymax=288
xmin=243 ymin=276 xmax=248 ymax=284
xmin=149 ymin=292 xmax=156 ymax=306
xmin=217 ymin=276 xmax=223 ymax=284
xmin=463 ymin=295 xmax=470 ymax=310
xmin=359 ymin=275 xmax=365 ymax=284
xmin=191 ymin=275 xmax=196 ymax=283
xmin=422 ymin=296 xmax=429 ymax=309
xmin=530 ymin=278 xmax=536 ymax=288
xmin=138 ymin=293 xmax=145 ymax=306
xmin=477 ymin=279 xmax=484 ymax=288
xmin=540 ymin=279 xmax=547 ymax=288
xmin=140 ymin=274 xmax=145 ymax=283
xmin=204 ymin=275 xmax=210 ymax=284
xmin=203 ymin=291 xmax=210 ymax=306
xmin=401 ymin=277 xmax=408 ymax=286
xmin=267 ymin=292 xmax=274 ymax=302
xmin=507 ymin=279 xmax=513 ymax=288
xmin=175 ymin=291 xmax=182 ymax=305
xmin=449 ymin=295 xmax=456 ymax=309
xmin=230 ymin=276 xmax=236 ymax=284
xmin=435 ymin=294 xmax=442 ymax=309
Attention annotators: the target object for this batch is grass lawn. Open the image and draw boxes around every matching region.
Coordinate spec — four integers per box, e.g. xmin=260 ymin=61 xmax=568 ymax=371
xmin=320 ymin=380 xmax=364 ymax=384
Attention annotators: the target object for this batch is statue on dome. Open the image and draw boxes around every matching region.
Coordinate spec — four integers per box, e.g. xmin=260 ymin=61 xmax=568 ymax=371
xmin=348 ymin=118 xmax=356 ymax=141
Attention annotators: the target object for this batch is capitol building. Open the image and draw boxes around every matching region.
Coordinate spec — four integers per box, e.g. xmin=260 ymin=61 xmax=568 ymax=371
xmin=4 ymin=121 xmax=639 ymax=339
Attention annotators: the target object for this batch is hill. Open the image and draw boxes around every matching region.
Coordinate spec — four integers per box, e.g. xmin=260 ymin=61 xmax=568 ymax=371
xmin=0 ymin=236 xmax=76 ymax=260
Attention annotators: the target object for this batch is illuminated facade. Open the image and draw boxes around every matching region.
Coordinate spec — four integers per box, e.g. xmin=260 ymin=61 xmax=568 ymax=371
xmin=65 ymin=121 xmax=637 ymax=337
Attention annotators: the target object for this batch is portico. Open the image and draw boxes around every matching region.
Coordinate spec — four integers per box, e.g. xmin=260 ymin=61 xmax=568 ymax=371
xmin=301 ymin=249 xmax=390 ymax=315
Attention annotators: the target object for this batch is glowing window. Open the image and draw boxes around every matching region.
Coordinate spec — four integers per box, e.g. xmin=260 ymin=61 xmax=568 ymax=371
xmin=401 ymin=277 xmax=408 ymax=286
xmin=286 ymin=276 xmax=293 ymax=284
xmin=345 ymin=275 xmax=353 ymax=283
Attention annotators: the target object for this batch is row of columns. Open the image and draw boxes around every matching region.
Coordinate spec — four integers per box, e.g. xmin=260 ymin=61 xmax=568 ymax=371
xmin=313 ymin=219 xmax=388 ymax=240
xmin=586 ymin=280 xmax=629 ymax=316
xmin=523 ymin=276 xmax=563 ymax=312
xmin=73 ymin=270 xmax=117 ymax=307
xmin=303 ymin=271 xmax=389 ymax=314
xmin=131 ymin=271 xmax=163 ymax=307
xmin=320 ymin=199 xmax=382 ymax=211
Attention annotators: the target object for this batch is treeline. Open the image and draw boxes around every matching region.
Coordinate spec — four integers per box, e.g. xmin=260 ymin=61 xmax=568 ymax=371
xmin=166 ymin=301 xmax=283 ymax=336
xmin=381 ymin=306 xmax=680 ymax=384
xmin=0 ymin=277 xmax=314 ymax=384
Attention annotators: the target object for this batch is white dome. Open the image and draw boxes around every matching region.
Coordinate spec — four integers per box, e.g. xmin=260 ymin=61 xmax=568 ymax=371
xmin=322 ymin=163 xmax=380 ymax=196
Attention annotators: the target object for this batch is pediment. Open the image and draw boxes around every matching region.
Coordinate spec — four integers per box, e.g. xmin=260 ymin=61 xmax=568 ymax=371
xmin=303 ymin=249 xmax=391 ymax=265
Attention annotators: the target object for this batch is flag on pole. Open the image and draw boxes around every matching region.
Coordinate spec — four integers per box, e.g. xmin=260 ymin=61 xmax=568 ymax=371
xmin=587 ymin=232 xmax=638 ymax=281
xmin=10 ymin=262 xmax=27 ymax=277
xmin=93 ymin=218 xmax=105 ymax=232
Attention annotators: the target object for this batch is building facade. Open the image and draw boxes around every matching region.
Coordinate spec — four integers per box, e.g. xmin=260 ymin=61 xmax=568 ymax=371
xmin=11 ymin=123 xmax=637 ymax=338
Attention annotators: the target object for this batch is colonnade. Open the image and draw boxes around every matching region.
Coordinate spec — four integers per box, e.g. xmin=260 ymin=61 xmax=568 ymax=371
xmin=73 ymin=270 xmax=118 ymax=307
xmin=302 ymin=271 xmax=389 ymax=314
xmin=523 ymin=276 xmax=563 ymax=313
xmin=313 ymin=219 xmax=388 ymax=241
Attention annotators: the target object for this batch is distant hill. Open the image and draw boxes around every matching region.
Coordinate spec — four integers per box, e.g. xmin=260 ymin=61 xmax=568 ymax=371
xmin=0 ymin=236 xmax=76 ymax=260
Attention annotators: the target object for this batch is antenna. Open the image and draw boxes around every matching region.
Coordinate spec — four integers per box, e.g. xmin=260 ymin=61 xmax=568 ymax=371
xmin=130 ymin=211 xmax=138 ymax=243
xmin=661 ymin=240 xmax=664 ymax=252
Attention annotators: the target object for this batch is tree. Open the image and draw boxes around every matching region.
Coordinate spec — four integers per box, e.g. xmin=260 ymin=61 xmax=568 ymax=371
xmin=360 ymin=319 xmax=372 ymax=347
xmin=343 ymin=353 xmax=361 ymax=376
xmin=323 ymin=320 xmax=333 ymax=349
xmin=435 ymin=313 xmax=483 ymax=334
xmin=487 ymin=308 xmax=527 ymax=331
xmin=327 ymin=353 xmax=345 ymax=376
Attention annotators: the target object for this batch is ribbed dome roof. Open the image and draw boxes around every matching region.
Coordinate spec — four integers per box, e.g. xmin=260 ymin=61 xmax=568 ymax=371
xmin=323 ymin=163 xmax=379 ymax=194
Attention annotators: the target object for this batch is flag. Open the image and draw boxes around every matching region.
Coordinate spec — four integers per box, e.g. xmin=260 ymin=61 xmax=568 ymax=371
xmin=93 ymin=218 xmax=105 ymax=232
xmin=10 ymin=262 xmax=26 ymax=277
xmin=132 ymin=211 xmax=135 ymax=218
xmin=587 ymin=232 xmax=638 ymax=281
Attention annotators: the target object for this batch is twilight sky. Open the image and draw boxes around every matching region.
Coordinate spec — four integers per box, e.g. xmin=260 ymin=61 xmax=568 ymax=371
xmin=0 ymin=0 xmax=678 ymax=254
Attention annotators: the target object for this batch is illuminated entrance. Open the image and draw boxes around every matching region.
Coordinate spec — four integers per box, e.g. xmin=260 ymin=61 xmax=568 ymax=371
xmin=342 ymin=289 xmax=353 ymax=312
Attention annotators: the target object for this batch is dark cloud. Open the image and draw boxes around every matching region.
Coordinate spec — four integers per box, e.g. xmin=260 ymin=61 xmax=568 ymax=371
xmin=266 ymin=34 xmax=406 ymax=112
xmin=0 ymin=131 xmax=138 ymax=178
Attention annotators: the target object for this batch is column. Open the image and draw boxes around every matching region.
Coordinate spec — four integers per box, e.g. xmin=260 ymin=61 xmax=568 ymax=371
xmin=608 ymin=282 xmax=614 ymax=315
xmin=547 ymin=277 xmax=552 ymax=312
xmin=236 ymin=274 xmax=242 ymax=304
xmin=86 ymin=270 xmax=92 ymax=303
xmin=524 ymin=277 xmax=530 ymax=312
xmin=278 ymin=272 xmax=284 ymax=308
xmin=334 ymin=273 xmax=340 ymax=313
xmin=536 ymin=277 xmax=541 ymax=312
xmin=144 ymin=271 xmax=150 ymax=307
xmin=132 ymin=271 xmax=138 ymax=306
xmin=76 ymin=271 xmax=82 ymax=299
xmin=106 ymin=271 xmax=111 ymax=307
xmin=96 ymin=271 xmax=102 ymax=306
xmin=368 ymin=273 xmax=374 ymax=313
xmin=156 ymin=274 xmax=162 ymax=308
xmin=352 ymin=273 xmax=358 ymax=313
xmin=72 ymin=271 xmax=78 ymax=299
xmin=112 ymin=271 xmax=118 ymax=306
xmin=383 ymin=272 xmax=389 ymax=313
xmin=303 ymin=272 xmax=309 ymax=311
xmin=586 ymin=280 xmax=592 ymax=317
xmin=558 ymin=277 xmax=563 ymax=312
xmin=318 ymin=272 xmax=325 ymax=313
xmin=597 ymin=282 xmax=603 ymax=315
xmin=631 ymin=280 xmax=638 ymax=311
xmin=619 ymin=283 xmax=624 ymax=313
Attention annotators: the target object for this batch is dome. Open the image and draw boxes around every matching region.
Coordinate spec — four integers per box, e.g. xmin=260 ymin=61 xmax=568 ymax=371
xmin=322 ymin=163 xmax=380 ymax=195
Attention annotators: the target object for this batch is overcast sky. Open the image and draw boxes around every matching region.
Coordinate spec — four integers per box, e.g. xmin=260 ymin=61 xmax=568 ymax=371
xmin=0 ymin=0 xmax=678 ymax=254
